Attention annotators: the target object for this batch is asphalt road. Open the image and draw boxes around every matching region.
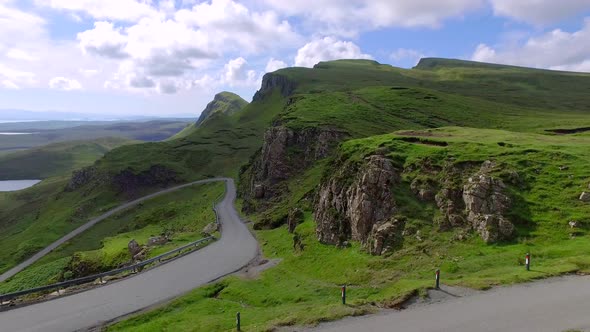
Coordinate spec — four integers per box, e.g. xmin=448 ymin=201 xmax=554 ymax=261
xmin=0 ymin=178 xmax=259 ymax=332
xmin=0 ymin=178 xmax=225 ymax=282
xmin=312 ymin=275 xmax=590 ymax=332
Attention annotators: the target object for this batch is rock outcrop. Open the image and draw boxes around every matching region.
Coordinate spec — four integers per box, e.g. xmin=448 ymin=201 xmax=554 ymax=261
xmin=367 ymin=218 xmax=406 ymax=256
xmin=147 ymin=236 xmax=168 ymax=246
xmin=314 ymin=155 xmax=402 ymax=250
xmin=202 ymin=222 xmax=219 ymax=235
xmin=113 ymin=165 xmax=178 ymax=196
xmin=241 ymin=126 xmax=347 ymax=212
xmin=128 ymin=240 xmax=141 ymax=257
xmin=462 ymin=164 xmax=515 ymax=243
xmin=287 ymin=208 xmax=304 ymax=233
xmin=252 ymin=73 xmax=297 ymax=102
xmin=66 ymin=166 xmax=105 ymax=191
xmin=580 ymin=192 xmax=590 ymax=202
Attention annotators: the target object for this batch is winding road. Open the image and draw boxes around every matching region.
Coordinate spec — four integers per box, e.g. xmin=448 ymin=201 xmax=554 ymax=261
xmin=0 ymin=178 xmax=259 ymax=332
xmin=311 ymin=276 xmax=590 ymax=332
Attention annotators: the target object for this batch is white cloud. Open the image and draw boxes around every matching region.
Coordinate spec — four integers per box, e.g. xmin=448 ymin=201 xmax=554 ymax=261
xmin=72 ymin=0 xmax=299 ymax=94
xmin=34 ymin=0 xmax=158 ymax=22
xmin=223 ymin=57 xmax=258 ymax=87
xmin=263 ymin=0 xmax=484 ymax=36
xmin=265 ymin=58 xmax=288 ymax=73
xmin=472 ymin=19 xmax=590 ymax=72
xmin=49 ymin=76 xmax=82 ymax=90
xmin=489 ymin=0 xmax=590 ymax=25
xmin=77 ymin=22 xmax=128 ymax=58
xmin=294 ymin=37 xmax=373 ymax=68
xmin=6 ymin=49 xmax=39 ymax=61
xmin=1 ymin=80 xmax=19 ymax=89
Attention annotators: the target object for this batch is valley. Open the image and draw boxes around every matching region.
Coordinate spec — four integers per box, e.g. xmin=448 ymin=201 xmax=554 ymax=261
xmin=2 ymin=58 xmax=590 ymax=331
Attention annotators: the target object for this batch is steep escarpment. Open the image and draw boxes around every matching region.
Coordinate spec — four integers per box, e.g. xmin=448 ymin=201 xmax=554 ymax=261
xmin=239 ymin=125 xmax=347 ymax=219
xmin=252 ymin=73 xmax=297 ymax=102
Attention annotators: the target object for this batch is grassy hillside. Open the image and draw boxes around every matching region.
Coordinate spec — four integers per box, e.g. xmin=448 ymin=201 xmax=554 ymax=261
xmin=110 ymin=127 xmax=590 ymax=331
xmin=0 ymin=181 xmax=223 ymax=294
xmin=2 ymin=59 xmax=590 ymax=331
xmin=172 ymin=91 xmax=249 ymax=140
xmin=0 ymin=137 xmax=134 ymax=180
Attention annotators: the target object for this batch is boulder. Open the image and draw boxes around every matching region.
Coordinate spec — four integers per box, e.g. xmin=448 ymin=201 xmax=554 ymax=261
xmin=202 ymin=222 xmax=219 ymax=235
xmin=580 ymin=192 xmax=590 ymax=202
xmin=128 ymin=239 xmax=141 ymax=257
xmin=470 ymin=214 xmax=515 ymax=243
xmin=287 ymin=208 xmax=305 ymax=233
xmin=254 ymin=184 xmax=265 ymax=199
xmin=368 ymin=218 xmax=406 ymax=256
xmin=569 ymin=221 xmax=579 ymax=228
xmin=147 ymin=236 xmax=168 ymax=246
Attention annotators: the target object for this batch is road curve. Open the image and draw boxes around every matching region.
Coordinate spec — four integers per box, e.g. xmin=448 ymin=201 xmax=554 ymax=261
xmin=0 ymin=178 xmax=226 ymax=283
xmin=0 ymin=178 xmax=259 ymax=332
xmin=312 ymin=275 xmax=590 ymax=332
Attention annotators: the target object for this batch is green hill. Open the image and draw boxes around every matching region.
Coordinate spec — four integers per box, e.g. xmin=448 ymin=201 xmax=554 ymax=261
xmin=3 ymin=58 xmax=590 ymax=331
xmin=172 ymin=91 xmax=248 ymax=140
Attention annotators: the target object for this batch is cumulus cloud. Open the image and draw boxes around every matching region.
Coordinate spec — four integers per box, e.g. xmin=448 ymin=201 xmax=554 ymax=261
xmin=73 ymin=0 xmax=298 ymax=94
xmin=263 ymin=0 xmax=484 ymax=36
xmin=294 ymin=37 xmax=372 ymax=67
xmin=77 ymin=22 xmax=128 ymax=59
xmin=472 ymin=19 xmax=590 ymax=72
xmin=49 ymin=76 xmax=82 ymax=90
xmin=34 ymin=0 xmax=158 ymax=22
xmin=489 ymin=0 xmax=590 ymax=25
xmin=265 ymin=58 xmax=288 ymax=73
xmin=223 ymin=57 xmax=258 ymax=86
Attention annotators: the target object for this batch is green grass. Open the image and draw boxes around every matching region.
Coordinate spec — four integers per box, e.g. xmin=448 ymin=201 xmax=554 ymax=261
xmin=0 ymin=182 xmax=224 ymax=293
xmin=0 ymin=137 xmax=134 ymax=180
xmin=109 ymin=127 xmax=590 ymax=331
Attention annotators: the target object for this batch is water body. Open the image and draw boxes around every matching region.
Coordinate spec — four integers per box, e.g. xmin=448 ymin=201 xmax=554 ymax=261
xmin=0 ymin=180 xmax=41 ymax=192
xmin=0 ymin=132 xmax=33 ymax=135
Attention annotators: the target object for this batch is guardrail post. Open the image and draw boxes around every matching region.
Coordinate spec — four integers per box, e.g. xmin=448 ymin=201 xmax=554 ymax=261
xmin=435 ymin=269 xmax=440 ymax=289
xmin=341 ymin=285 xmax=346 ymax=305
xmin=236 ymin=312 xmax=241 ymax=331
xmin=525 ymin=253 xmax=530 ymax=271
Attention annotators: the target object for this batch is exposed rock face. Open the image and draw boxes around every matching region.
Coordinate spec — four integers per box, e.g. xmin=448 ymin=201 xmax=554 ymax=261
xmin=287 ymin=208 xmax=304 ymax=233
xmin=66 ymin=166 xmax=104 ymax=191
xmin=368 ymin=218 xmax=406 ymax=256
xmin=462 ymin=165 xmax=514 ymax=243
xmin=580 ymin=192 xmax=590 ymax=202
xmin=242 ymin=126 xmax=347 ymax=208
xmin=315 ymin=155 xmax=401 ymax=249
xmin=435 ymin=185 xmax=465 ymax=229
xmin=113 ymin=165 xmax=178 ymax=196
xmin=128 ymin=240 xmax=141 ymax=257
xmin=252 ymin=73 xmax=297 ymax=102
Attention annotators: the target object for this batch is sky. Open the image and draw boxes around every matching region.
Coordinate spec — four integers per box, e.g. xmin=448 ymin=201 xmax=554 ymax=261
xmin=1 ymin=0 xmax=590 ymax=117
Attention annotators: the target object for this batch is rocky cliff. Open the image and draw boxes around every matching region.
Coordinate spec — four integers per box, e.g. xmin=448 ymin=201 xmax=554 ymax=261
xmin=314 ymin=156 xmax=518 ymax=255
xmin=252 ymin=73 xmax=297 ymax=102
xmin=66 ymin=164 xmax=178 ymax=197
xmin=240 ymin=125 xmax=347 ymax=217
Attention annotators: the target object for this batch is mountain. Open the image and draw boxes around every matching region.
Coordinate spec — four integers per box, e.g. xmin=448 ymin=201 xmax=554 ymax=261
xmin=4 ymin=58 xmax=590 ymax=331
xmin=195 ymin=92 xmax=249 ymax=126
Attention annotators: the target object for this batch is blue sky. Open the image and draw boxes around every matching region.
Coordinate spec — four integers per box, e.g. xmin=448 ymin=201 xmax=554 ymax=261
xmin=1 ymin=0 xmax=590 ymax=118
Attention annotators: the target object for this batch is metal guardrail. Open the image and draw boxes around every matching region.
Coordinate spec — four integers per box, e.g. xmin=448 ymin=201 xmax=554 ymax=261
xmin=0 ymin=236 xmax=214 ymax=304
xmin=0 ymin=179 xmax=228 ymax=305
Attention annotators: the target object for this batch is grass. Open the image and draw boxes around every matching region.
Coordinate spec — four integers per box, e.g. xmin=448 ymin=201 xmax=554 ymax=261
xmin=109 ymin=127 xmax=590 ymax=331
xmin=0 ymin=137 xmax=134 ymax=180
xmin=0 ymin=182 xmax=224 ymax=293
